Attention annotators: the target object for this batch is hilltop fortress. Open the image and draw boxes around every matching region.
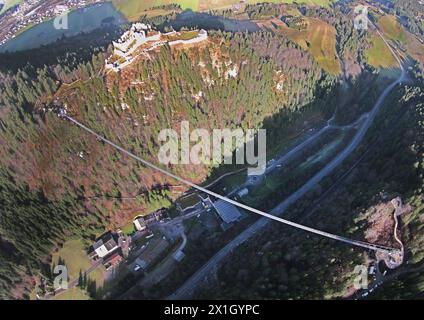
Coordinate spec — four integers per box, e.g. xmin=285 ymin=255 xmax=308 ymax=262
xmin=105 ymin=23 xmax=208 ymax=72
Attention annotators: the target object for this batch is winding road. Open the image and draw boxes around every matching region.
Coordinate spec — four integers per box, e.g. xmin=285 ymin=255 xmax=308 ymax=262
xmin=60 ymin=15 xmax=406 ymax=300
xmin=168 ymin=21 xmax=406 ymax=299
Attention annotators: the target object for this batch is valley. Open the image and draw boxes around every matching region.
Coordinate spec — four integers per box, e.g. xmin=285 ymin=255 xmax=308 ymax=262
xmin=0 ymin=0 xmax=422 ymax=301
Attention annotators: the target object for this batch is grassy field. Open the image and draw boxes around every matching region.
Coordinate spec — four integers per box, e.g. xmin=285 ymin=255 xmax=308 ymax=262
xmin=0 ymin=0 xmax=23 ymax=15
xmin=52 ymin=239 xmax=106 ymax=287
xmin=405 ymin=35 xmax=424 ymax=65
xmin=298 ymin=134 xmax=344 ymax=170
xmin=179 ymin=30 xmax=199 ymax=40
xmin=111 ymin=0 xmax=183 ymax=21
xmin=283 ymin=6 xmax=303 ymax=16
xmin=202 ymin=0 xmax=334 ymax=10
xmin=177 ymin=193 xmax=201 ymax=209
xmin=365 ymin=34 xmax=397 ymax=68
xmin=243 ymin=129 xmax=346 ymax=206
xmin=246 ymin=0 xmax=333 ymax=5
xmin=112 ymin=0 xmax=197 ymax=21
xmin=51 ymin=287 xmax=90 ymax=300
xmin=277 ymin=17 xmax=341 ymax=75
xmin=121 ymin=222 xmax=136 ymax=235
xmin=378 ymin=15 xmax=407 ymax=44
xmin=377 ymin=15 xmax=424 ymax=65
xmin=111 ymin=0 xmax=333 ymax=20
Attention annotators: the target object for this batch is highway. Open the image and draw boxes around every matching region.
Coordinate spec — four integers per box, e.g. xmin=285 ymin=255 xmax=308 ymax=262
xmin=60 ymin=16 xmax=405 ymax=300
xmin=168 ymin=24 xmax=406 ymax=299
xmin=63 ymin=38 xmax=405 ymax=300
xmin=232 ymin=119 xmax=335 ymax=194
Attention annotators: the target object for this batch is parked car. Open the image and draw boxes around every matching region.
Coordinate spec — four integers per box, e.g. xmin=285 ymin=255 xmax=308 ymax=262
xmin=133 ymin=264 xmax=141 ymax=272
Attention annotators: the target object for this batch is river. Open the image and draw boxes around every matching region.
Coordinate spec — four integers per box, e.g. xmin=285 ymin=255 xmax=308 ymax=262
xmin=0 ymin=2 xmax=126 ymax=53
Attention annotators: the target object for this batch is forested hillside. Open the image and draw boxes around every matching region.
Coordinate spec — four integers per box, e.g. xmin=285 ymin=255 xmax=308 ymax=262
xmin=0 ymin=1 xmax=422 ymax=299
xmin=392 ymin=0 xmax=424 ymax=38
xmin=198 ymin=77 xmax=424 ymax=299
xmin=0 ymin=21 xmax=328 ymax=298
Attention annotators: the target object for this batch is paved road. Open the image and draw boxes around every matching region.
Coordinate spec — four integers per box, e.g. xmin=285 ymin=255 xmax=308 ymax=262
xmin=362 ymin=260 xmax=424 ymax=299
xmin=60 ymin=17 xmax=405 ymax=300
xmin=158 ymin=207 xmax=204 ymax=240
xmin=229 ymin=121 xmax=333 ymax=195
xmin=239 ymin=113 xmax=366 ymax=191
xmin=168 ymin=29 xmax=406 ymax=299
xmin=246 ymin=122 xmax=332 ymax=185
xmin=358 ymin=197 xmax=406 ymax=299
xmin=176 ymin=233 xmax=188 ymax=254
xmin=202 ymin=167 xmax=246 ymax=189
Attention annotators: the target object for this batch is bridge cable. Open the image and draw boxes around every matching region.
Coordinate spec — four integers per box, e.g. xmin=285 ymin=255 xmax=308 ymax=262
xmin=63 ymin=114 xmax=398 ymax=254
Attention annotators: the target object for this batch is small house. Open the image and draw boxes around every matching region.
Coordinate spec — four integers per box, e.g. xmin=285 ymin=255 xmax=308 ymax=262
xmin=90 ymin=233 xmax=119 ymax=259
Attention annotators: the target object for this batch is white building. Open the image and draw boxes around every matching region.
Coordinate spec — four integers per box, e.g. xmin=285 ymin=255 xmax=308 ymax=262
xmin=106 ymin=25 xmax=208 ymax=72
xmin=112 ymin=23 xmax=160 ymax=57
xmin=54 ymin=5 xmax=69 ymax=15
xmin=92 ymin=234 xmax=119 ymax=259
xmin=133 ymin=216 xmax=147 ymax=231
xmin=237 ymin=188 xmax=249 ymax=198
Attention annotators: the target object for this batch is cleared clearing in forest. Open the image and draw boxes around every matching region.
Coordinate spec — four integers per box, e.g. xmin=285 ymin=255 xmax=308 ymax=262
xmin=266 ymin=17 xmax=341 ymax=75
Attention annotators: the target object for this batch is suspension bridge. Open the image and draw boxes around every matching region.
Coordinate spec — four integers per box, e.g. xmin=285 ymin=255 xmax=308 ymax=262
xmin=58 ymin=111 xmax=401 ymax=257
xmin=54 ymin=15 xmax=407 ymax=300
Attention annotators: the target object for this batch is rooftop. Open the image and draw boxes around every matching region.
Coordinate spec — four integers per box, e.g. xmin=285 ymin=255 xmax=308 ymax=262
xmin=92 ymin=233 xmax=119 ymax=258
xmin=212 ymin=199 xmax=242 ymax=224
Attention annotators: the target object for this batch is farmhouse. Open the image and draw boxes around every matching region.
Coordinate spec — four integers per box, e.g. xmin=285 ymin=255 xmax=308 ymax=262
xmin=89 ymin=232 xmax=119 ymax=259
xmin=87 ymin=232 xmax=126 ymax=270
